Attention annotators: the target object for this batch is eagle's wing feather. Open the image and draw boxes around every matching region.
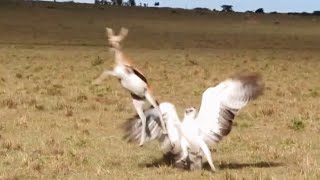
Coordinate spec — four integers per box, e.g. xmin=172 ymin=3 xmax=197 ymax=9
xmin=196 ymin=72 xmax=264 ymax=145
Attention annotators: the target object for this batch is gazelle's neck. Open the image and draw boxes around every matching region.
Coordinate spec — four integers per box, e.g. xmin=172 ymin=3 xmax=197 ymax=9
xmin=112 ymin=48 xmax=131 ymax=66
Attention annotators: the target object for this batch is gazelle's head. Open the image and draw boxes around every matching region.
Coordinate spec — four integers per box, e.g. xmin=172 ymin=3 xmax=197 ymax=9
xmin=106 ymin=27 xmax=129 ymax=49
xmin=183 ymin=107 xmax=197 ymax=120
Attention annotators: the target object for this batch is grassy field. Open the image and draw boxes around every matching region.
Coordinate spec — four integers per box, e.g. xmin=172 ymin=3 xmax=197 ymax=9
xmin=0 ymin=2 xmax=320 ymax=179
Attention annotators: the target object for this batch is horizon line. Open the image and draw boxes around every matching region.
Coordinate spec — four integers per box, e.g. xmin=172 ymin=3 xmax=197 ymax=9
xmin=36 ymin=0 xmax=320 ymax=13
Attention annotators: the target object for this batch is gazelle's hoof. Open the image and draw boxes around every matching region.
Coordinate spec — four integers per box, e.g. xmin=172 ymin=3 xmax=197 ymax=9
xmin=139 ymin=139 xmax=145 ymax=147
xmin=176 ymin=158 xmax=187 ymax=164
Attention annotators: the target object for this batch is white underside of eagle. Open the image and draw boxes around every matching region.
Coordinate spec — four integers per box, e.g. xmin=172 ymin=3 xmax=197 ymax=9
xmin=123 ymin=72 xmax=264 ymax=171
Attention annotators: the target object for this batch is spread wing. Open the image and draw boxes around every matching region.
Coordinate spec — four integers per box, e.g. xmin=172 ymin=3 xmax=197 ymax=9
xmin=196 ymin=72 xmax=264 ymax=145
xmin=122 ymin=102 xmax=182 ymax=153
xmin=122 ymin=107 xmax=163 ymax=143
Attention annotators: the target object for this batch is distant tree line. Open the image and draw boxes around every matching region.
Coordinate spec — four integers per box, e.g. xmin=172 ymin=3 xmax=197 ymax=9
xmin=197 ymin=5 xmax=320 ymax=16
xmin=288 ymin=11 xmax=320 ymax=16
xmin=221 ymin=5 xmax=265 ymax=13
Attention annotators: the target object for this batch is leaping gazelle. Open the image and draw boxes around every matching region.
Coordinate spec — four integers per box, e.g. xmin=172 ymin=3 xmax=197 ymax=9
xmin=92 ymin=27 xmax=167 ymax=146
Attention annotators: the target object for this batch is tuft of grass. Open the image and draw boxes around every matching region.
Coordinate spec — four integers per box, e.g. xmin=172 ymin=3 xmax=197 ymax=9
xmin=15 ymin=116 xmax=28 ymax=128
xmin=46 ymin=86 xmax=62 ymax=96
xmin=35 ymin=104 xmax=45 ymax=111
xmin=2 ymin=140 xmax=12 ymax=150
xmin=279 ymin=138 xmax=296 ymax=150
xmin=260 ymin=107 xmax=275 ymax=117
xmin=91 ymin=56 xmax=104 ymax=66
xmin=65 ymin=108 xmax=73 ymax=117
xmin=289 ymin=118 xmax=305 ymax=131
xmin=308 ymin=88 xmax=319 ymax=98
xmin=238 ymin=121 xmax=253 ymax=128
xmin=76 ymin=94 xmax=88 ymax=103
xmin=2 ymin=98 xmax=18 ymax=109
xmin=15 ymin=73 xmax=23 ymax=79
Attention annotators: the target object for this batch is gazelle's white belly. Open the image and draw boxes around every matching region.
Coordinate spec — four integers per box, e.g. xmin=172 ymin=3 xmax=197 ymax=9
xmin=120 ymin=75 xmax=147 ymax=97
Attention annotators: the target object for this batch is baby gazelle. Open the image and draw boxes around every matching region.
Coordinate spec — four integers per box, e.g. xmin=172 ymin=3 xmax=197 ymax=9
xmin=92 ymin=27 xmax=167 ymax=146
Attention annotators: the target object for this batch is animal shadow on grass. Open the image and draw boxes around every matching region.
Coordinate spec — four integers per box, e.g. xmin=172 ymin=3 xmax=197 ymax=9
xmin=141 ymin=153 xmax=178 ymax=168
xmin=142 ymin=153 xmax=284 ymax=171
xmin=140 ymin=152 xmax=188 ymax=170
xmin=213 ymin=161 xmax=284 ymax=170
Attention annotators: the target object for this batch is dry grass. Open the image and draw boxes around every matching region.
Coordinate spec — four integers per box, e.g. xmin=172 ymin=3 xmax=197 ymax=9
xmin=0 ymin=2 xmax=320 ymax=179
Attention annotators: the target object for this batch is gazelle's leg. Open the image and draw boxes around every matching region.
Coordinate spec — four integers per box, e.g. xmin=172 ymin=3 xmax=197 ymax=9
xmin=92 ymin=70 xmax=117 ymax=85
xmin=145 ymin=90 xmax=167 ymax=134
xmin=199 ymin=139 xmax=216 ymax=172
xmin=176 ymin=138 xmax=189 ymax=163
xmin=132 ymin=98 xmax=147 ymax=147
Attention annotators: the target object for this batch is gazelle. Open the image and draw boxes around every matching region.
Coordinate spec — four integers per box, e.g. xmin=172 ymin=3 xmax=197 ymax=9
xmin=92 ymin=27 xmax=167 ymax=146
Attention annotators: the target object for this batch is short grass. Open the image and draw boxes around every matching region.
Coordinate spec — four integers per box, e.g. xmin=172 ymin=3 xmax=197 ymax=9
xmin=0 ymin=2 xmax=320 ymax=179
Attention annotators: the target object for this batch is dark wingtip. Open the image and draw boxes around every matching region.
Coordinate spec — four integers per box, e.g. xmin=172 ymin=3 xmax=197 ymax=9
xmin=231 ymin=72 xmax=265 ymax=100
xmin=120 ymin=114 xmax=140 ymax=142
xmin=121 ymin=105 xmax=157 ymax=143
xmin=121 ymin=115 xmax=138 ymax=131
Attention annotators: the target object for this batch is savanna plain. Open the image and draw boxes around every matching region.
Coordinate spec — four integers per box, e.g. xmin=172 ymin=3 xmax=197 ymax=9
xmin=0 ymin=2 xmax=320 ymax=179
